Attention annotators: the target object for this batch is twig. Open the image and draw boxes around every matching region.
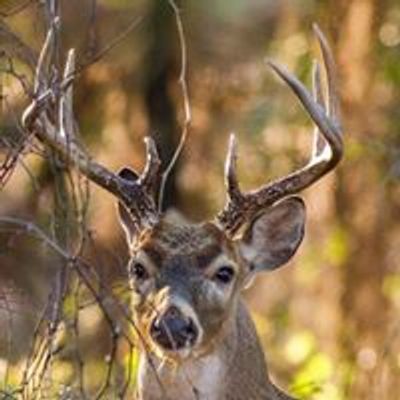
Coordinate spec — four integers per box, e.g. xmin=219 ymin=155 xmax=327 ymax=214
xmin=0 ymin=21 xmax=37 ymax=70
xmin=84 ymin=0 xmax=98 ymax=58
xmin=77 ymin=16 xmax=144 ymax=73
xmin=0 ymin=0 xmax=34 ymax=18
xmin=0 ymin=217 xmax=70 ymax=259
xmin=158 ymin=0 xmax=192 ymax=211
xmin=1 ymin=215 xmax=168 ymax=398
xmin=0 ymin=52 xmax=32 ymax=95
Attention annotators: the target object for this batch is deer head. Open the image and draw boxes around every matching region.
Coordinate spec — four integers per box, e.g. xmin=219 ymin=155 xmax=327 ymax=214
xmin=118 ymin=182 xmax=306 ymax=360
xmin=22 ymin=23 xmax=342 ymax=396
xmin=108 ymin=26 xmax=341 ymax=363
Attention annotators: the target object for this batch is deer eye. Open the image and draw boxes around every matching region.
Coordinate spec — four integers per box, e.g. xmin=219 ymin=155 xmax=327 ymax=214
xmin=213 ymin=266 xmax=235 ymax=284
xmin=130 ymin=262 xmax=149 ymax=281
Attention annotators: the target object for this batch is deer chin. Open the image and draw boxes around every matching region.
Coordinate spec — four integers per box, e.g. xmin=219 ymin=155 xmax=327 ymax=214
xmin=150 ymin=341 xmax=197 ymax=364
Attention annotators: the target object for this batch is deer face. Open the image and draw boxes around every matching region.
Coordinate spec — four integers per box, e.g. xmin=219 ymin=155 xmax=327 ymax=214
xmin=125 ymin=220 xmax=242 ymax=360
xmin=118 ymin=171 xmax=306 ymax=362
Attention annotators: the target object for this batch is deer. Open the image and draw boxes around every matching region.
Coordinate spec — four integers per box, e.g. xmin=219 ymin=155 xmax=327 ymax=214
xmin=22 ymin=23 xmax=342 ymax=400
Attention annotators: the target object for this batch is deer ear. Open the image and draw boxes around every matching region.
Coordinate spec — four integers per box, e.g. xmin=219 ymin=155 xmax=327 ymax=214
xmin=117 ymin=167 xmax=140 ymax=244
xmin=239 ymin=197 xmax=305 ymax=273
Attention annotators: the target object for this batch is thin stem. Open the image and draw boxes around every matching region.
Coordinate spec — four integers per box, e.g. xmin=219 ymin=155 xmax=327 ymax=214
xmin=158 ymin=0 xmax=192 ymax=211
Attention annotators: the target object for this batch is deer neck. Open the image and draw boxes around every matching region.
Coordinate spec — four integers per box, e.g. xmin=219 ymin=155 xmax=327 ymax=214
xmin=137 ymin=300 xmax=288 ymax=400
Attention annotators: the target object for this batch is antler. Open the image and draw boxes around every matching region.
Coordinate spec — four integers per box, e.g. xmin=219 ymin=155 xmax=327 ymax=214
xmin=22 ymin=23 xmax=161 ymax=232
xmin=217 ymin=25 xmax=343 ymax=236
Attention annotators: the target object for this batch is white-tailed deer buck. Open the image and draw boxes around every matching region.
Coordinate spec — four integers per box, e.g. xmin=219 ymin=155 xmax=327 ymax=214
xmin=23 ymin=24 xmax=342 ymax=400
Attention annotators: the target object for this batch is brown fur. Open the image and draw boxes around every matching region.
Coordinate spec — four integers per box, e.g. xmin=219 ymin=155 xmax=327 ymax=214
xmin=121 ymin=209 xmax=302 ymax=399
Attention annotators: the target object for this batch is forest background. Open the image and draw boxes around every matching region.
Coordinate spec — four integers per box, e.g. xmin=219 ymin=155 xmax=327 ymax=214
xmin=1 ymin=0 xmax=399 ymax=399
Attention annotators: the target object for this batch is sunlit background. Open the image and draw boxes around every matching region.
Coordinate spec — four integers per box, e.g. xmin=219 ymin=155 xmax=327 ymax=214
xmin=1 ymin=0 xmax=400 ymax=399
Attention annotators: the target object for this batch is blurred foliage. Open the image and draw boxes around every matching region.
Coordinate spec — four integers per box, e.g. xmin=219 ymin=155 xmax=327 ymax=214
xmin=1 ymin=0 xmax=400 ymax=399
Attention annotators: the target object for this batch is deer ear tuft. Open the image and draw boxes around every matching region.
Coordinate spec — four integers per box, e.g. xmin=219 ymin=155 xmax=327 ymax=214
xmin=239 ymin=197 xmax=306 ymax=273
xmin=116 ymin=167 xmax=140 ymax=245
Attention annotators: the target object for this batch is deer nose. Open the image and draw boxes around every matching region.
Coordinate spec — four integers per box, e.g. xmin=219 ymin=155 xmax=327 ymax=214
xmin=150 ymin=306 xmax=198 ymax=351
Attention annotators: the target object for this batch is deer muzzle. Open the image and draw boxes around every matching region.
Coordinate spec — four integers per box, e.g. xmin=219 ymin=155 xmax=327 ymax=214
xmin=150 ymin=306 xmax=199 ymax=351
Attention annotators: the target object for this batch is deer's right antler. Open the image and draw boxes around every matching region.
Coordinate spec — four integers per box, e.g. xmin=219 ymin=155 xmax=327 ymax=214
xmin=22 ymin=24 xmax=161 ymax=233
xmin=217 ymin=24 xmax=343 ymax=236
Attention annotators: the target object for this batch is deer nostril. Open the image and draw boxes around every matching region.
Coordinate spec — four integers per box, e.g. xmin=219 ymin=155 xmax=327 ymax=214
xmin=150 ymin=307 xmax=199 ymax=351
xmin=184 ymin=320 xmax=197 ymax=340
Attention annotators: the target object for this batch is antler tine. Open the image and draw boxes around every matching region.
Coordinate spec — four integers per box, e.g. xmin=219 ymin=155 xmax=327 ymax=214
xmin=225 ymin=134 xmax=243 ymax=201
xmin=217 ymin=26 xmax=343 ymax=236
xmin=119 ymin=136 xmax=161 ymax=229
xmin=313 ymin=23 xmax=341 ymax=126
xmin=217 ymin=134 xmax=248 ymax=233
xmin=34 ymin=17 xmax=58 ymax=94
xmin=59 ymin=48 xmax=76 ymax=139
xmin=140 ymin=136 xmax=162 ymax=197
xmin=311 ymin=61 xmax=326 ymax=158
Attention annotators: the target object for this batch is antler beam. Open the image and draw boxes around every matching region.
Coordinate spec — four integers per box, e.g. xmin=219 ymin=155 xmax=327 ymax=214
xmin=22 ymin=23 xmax=161 ymax=232
xmin=217 ymin=24 xmax=343 ymax=236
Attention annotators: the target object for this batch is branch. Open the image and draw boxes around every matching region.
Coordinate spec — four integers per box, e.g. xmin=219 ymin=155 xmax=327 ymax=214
xmin=0 ymin=0 xmax=34 ymax=17
xmin=0 ymin=20 xmax=37 ymax=70
xmin=158 ymin=0 xmax=192 ymax=210
xmin=77 ymin=15 xmax=143 ymax=73
xmin=0 ymin=217 xmax=70 ymax=259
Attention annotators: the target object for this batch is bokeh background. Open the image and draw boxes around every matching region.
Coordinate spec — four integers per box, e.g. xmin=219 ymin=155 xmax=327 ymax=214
xmin=1 ymin=0 xmax=400 ymax=399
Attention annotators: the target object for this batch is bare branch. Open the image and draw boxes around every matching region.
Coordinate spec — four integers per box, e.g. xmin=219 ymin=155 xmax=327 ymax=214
xmin=0 ymin=52 xmax=32 ymax=95
xmin=0 ymin=0 xmax=34 ymax=18
xmin=0 ymin=216 xmax=70 ymax=259
xmin=0 ymin=20 xmax=37 ymax=70
xmin=77 ymin=16 xmax=143 ymax=73
xmin=158 ymin=0 xmax=192 ymax=211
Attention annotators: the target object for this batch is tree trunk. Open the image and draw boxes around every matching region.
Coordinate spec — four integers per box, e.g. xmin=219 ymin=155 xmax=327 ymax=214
xmin=334 ymin=1 xmax=393 ymax=398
